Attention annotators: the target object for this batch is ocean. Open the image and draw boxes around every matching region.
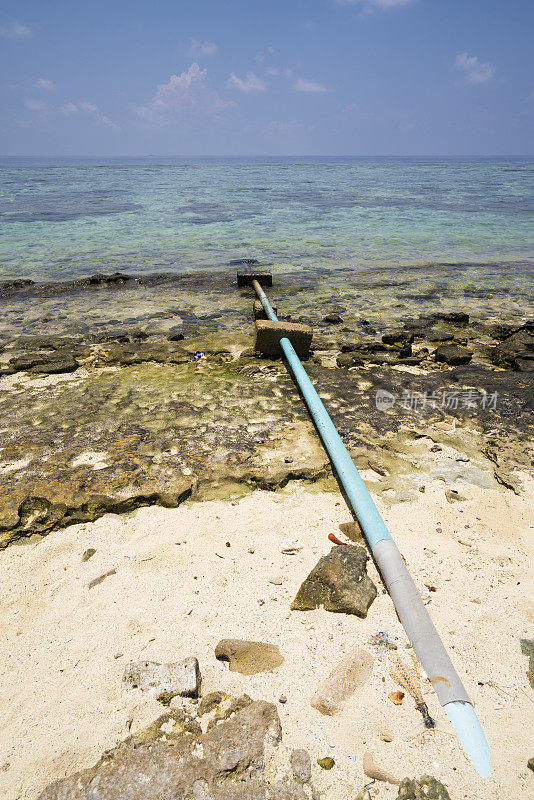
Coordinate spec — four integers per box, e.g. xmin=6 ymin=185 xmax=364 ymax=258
xmin=1 ymin=156 xmax=533 ymax=282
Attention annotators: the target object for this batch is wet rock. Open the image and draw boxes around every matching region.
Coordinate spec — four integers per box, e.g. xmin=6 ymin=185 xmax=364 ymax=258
xmin=37 ymin=698 xmax=312 ymax=800
xmin=81 ymin=548 xmax=96 ymax=562
xmin=520 ymin=638 xmax=534 ymax=689
xmin=85 ymin=272 xmax=132 ymax=285
xmin=122 ymin=657 xmax=201 ymax=699
xmin=166 ymin=326 xmax=185 ymax=341
xmin=290 ymin=749 xmax=312 ymax=783
xmin=0 ymin=278 xmax=34 ymax=290
xmin=433 ymin=345 xmax=473 ymax=366
xmin=291 ymin=546 xmax=377 ymax=617
xmin=382 ymin=330 xmax=414 ymax=346
xmin=9 ymin=351 xmax=79 ymax=374
xmin=215 ymin=639 xmax=284 ymax=675
xmin=323 ymin=313 xmax=343 ymax=324
xmin=425 ymin=331 xmax=454 ymax=343
xmin=489 ymin=330 xmax=534 ymax=371
xmin=432 ymin=312 xmax=469 ymax=325
xmin=95 ymin=341 xmax=190 ymax=366
xmin=396 ymin=776 xmax=451 ymax=799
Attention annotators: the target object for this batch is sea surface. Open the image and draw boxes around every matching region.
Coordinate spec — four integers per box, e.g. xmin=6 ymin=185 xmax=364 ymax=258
xmin=1 ymin=156 xmax=533 ymax=282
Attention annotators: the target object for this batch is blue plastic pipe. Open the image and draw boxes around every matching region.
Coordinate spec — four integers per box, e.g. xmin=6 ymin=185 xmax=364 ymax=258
xmin=252 ymin=280 xmax=490 ymax=778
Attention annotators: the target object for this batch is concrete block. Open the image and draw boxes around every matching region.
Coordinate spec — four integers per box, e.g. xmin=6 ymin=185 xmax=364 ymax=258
xmin=253 ymin=299 xmax=278 ymax=320
xmin=254 ymin=320 xmax=313 ymax=358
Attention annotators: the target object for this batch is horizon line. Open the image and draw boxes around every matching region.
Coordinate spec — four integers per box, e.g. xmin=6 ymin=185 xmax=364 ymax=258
xmin=1 ymin=153 xmax=534 ymax=159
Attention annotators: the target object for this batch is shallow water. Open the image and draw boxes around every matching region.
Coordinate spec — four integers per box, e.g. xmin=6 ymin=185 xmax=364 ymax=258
xmin=1 ymin=157 xmax=533 ymax=282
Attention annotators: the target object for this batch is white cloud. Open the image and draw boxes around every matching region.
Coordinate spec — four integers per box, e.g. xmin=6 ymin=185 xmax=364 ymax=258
xmin=136 ymin=63 xmax=233 ymax=121
xmin=336 ymin=0 xmax=414 ymax=8
xmin=0 ymin=20 xmax=32 ymax=39
xmin=255 ymin=46 xmax=275 ymax=63
xmin=294 ymin=78 xmax=327 ymax=93
xmin=227 ymin=72 xmax=265 ymax=93
xmin=265 ymin=67 xmax=279 ymax=77
xmin=35 ymin=78 xmax=55 ymax=91
xmin=60 ymin=100 xmax=118 ymax=128
xmin=454 ymin=52 xmax=495 ymax=85
xmin=188 ymin=38 xmax=218 ymax=56
xmin=24 ymin=98 xmax=50 ymax=112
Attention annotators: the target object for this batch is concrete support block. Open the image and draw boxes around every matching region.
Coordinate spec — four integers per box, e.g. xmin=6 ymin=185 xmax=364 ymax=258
xmin=254 ymin=320 xmax=313 ymax=358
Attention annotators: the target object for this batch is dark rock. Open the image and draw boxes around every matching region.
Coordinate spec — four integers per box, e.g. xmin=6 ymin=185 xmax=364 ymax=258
xmin=81 ymin=548 xmax=96 ymax=562
xmin=432 ymin=312 xmax=469 ymax=325
xmin=215 ymin=639 xmax=284 ymax=674
xmin=290 ymin=749 xmax=312 ymax=783
xmin=291 ymin=545 xmax=377 ymax=617
xmin=9 ymin=351 xmax=79 ymax=374
xmin=528 ymin=756 xmax=534 ymax=773
xmin=426 ymin=331 xmax=454 ymax=343
xmin=0 ymin=278 xmax=35 ymax=290
xmin=86 ymin=272 xmax=132 ymax=285
xmin=433 ymin=345 xmax=473 ymax=366
xmin=397 ymin=776 xmax=451 ymax=799
xmin=381 ymin=330 xmax=414 ymax=346
xmin=229 ymin=258 xmax=259 ymax=265
xmin=489 ymin=330 xmax=534 ymax=371
xmin=37 ymin=698 xmax=312 ymax=800
xmin=337 ymin=353 xmax=364 ymax=368
xmin=166 ymin=327 xmax=185 ymax=341
xmin=520 ymin=639 xmax=534 ymax=689
xmin=317 ymin=757 xmax=335 ymax=770
xmin=122 ymin=657 xmax=201 ymax=699
xmin=323 ymin=313 xmax=343 ymax=324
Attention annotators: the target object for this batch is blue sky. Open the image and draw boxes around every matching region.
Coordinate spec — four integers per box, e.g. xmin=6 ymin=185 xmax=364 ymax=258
xmin=1 ymin=0 xmax=533 ymax=155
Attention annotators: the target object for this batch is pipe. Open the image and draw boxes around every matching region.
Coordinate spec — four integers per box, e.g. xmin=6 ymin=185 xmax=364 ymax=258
xmin=251 ymin=280 xmax=490 ymax=778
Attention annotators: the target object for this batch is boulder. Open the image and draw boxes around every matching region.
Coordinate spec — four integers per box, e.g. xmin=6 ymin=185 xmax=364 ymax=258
xmin=36 ymin=697 xmax=313 ymax=800
xmin=396 ymin=776 xmax=451 ymax=799
xmin=432 ymin=312 xmax=469 ymax=324
xmin=381 ymin=330 xmax=414 ymax=346
xmin=323 ymin=313 xmax=343 ymax=324
xmin=433 ymin=345 xmax=473 ymax=366
xmin=9 ymin=351 xmax=79 ymax=374
xmin=291 ymin=545 xmax=377 ymax=617
xmin=122 ymin=657 xmax=201 ymax=699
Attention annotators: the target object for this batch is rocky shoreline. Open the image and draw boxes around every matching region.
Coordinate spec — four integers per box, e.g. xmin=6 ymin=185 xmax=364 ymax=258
xmin=0 ymin=270 xmax=532 ymax=547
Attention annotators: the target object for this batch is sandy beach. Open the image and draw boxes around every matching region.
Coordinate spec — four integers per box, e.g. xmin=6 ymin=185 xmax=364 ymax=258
xmin=1 ymin=472 xmax=533 ymax=799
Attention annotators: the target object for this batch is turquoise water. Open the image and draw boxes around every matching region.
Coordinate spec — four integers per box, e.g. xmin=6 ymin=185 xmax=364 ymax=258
xmin=1 ymin=157 xmax=533 ymax=282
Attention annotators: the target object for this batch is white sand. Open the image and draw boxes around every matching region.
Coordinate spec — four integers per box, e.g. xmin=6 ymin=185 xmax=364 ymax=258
xmin=0 ymin=478 xmax=533 ymax=799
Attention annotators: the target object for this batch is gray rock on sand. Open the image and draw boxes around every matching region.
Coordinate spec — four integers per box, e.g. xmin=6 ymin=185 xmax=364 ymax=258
xmin=121 ymin=657 xmax=201 ymax=699
xmin=291 ymin=545 xmax=377 ymax=617
xmin=36 ymin=697 xmax=313 ymax=800
xmin=396 ymin=776 xmax=452 ymax=799
xmin=215 ymin=639 xmax=284 ymax=675
xmin=311 ymin=648 xmax=374 ymax=715
xmin=433 ymin=344 xmax=473 ymax=365
xmin=290 ymin=749 xmax=312 ymax=783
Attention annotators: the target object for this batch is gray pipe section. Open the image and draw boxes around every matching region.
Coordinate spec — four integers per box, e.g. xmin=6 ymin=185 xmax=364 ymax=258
xmin=373 ymin=539 xmax=470 ymax=705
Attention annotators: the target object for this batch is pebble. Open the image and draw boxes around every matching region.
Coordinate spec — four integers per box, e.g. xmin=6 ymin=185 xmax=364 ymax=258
xmin=279 ymin=695 xmax=287 ymax=703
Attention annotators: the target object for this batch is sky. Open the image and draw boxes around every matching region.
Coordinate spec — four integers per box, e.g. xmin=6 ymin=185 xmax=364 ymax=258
xmin=0 ymin=0 xmax=533 ymax=156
